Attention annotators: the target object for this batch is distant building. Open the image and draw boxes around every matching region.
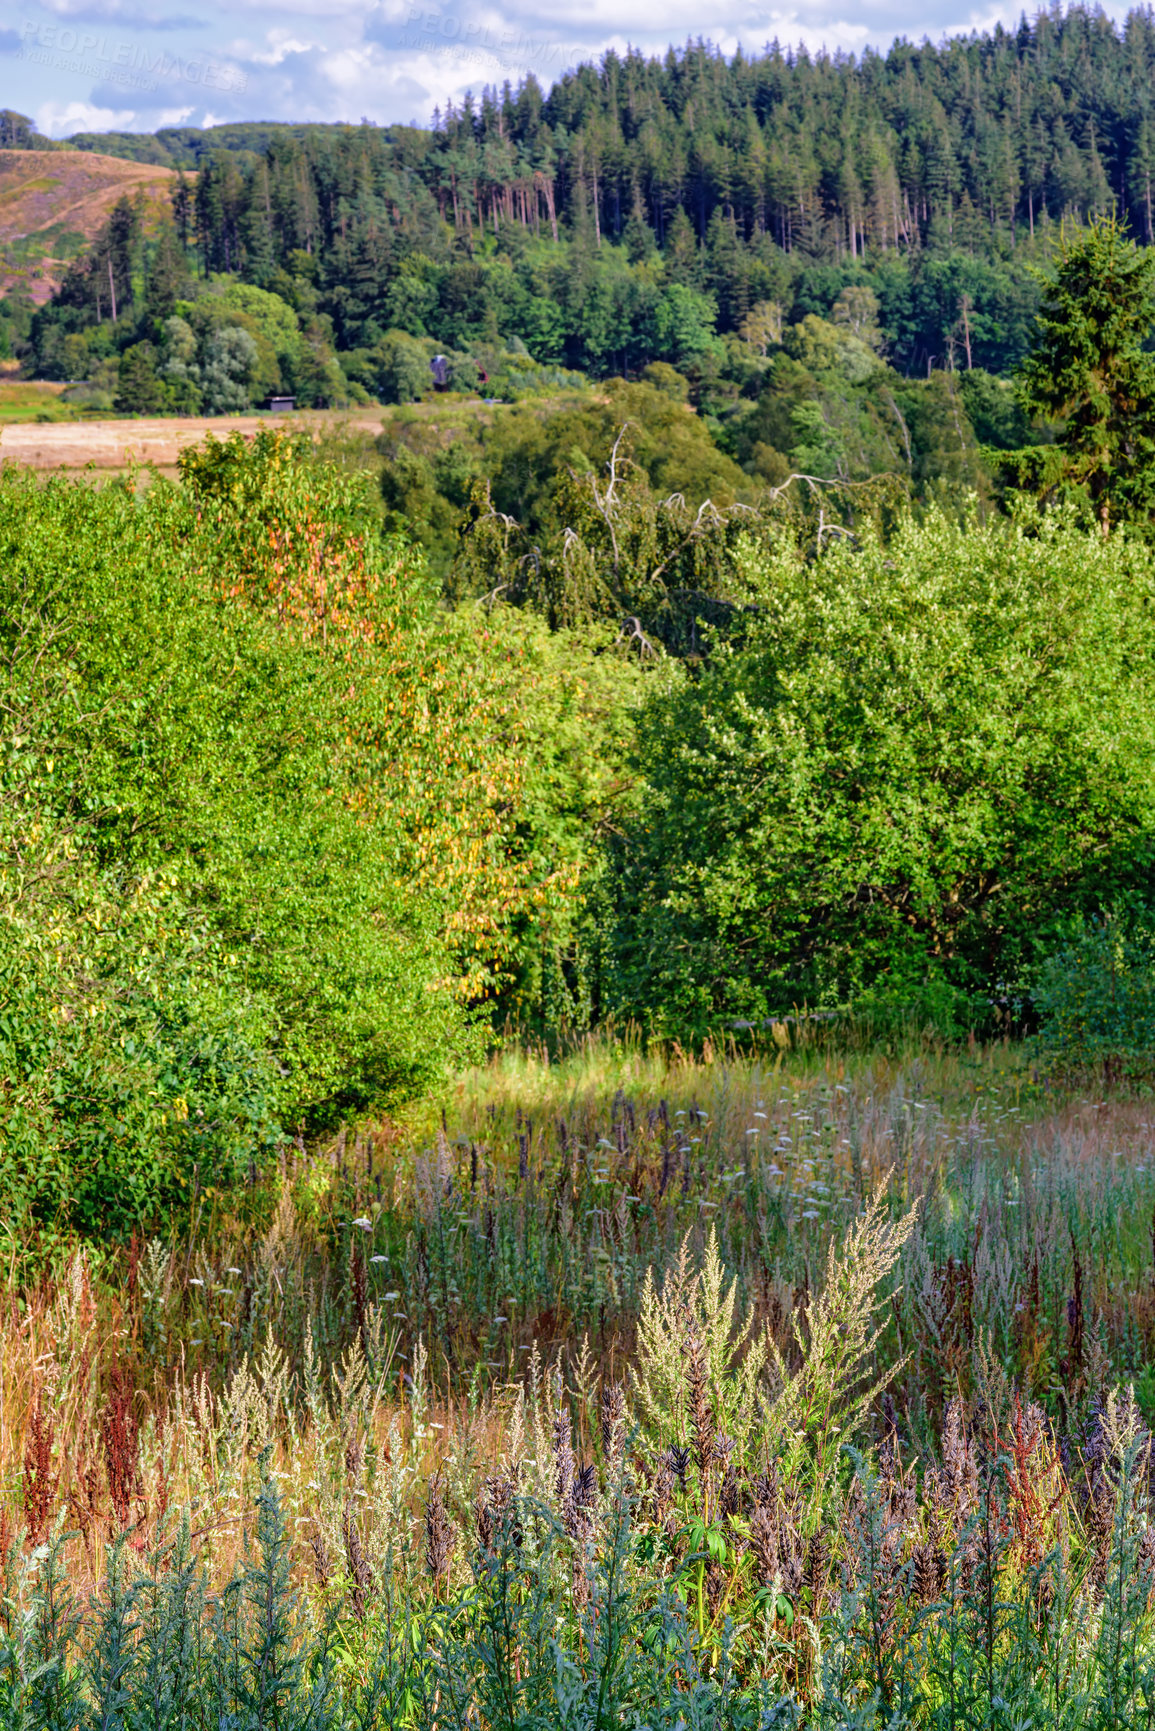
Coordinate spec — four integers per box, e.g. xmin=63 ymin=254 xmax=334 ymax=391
xmin=266 ymin=395 xmax=296 ymax=412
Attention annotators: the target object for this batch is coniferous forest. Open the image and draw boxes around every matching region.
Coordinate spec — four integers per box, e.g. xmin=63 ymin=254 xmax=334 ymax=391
xmin=11 ymin=1 xmax=1155 ymax=391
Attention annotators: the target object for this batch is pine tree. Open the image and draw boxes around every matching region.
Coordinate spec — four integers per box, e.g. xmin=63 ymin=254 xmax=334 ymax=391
xmin=1014 ymin=213 xmax=1155 ymax=533
xmin=104 ymin=195 xmax=141 ymax=323
xmin=170 ymin=172 xmax=193 ymax=250
xmin=114 ymin=343 xmax=163 ymax=415
xmin=1128 ymin=107 xmax=1155 ymax=242
xmin=143 ymin=221 xmax=190 ymax=321
xmin=665 ymin=208 xmax=701 ymax=287
xmin=241 ymin=162 xmax=277 ymax=285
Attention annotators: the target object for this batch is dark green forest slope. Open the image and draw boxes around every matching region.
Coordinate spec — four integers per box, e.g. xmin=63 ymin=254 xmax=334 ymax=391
xmin=8 ymin=4 xmax=1155 ymax=389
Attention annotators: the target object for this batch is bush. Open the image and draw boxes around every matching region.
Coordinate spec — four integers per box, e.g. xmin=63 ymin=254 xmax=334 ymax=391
xmin=603 ymin=506 xmax=1155 ymax=1035
xmin=0 ymin=432 xmax=641 ymax=1225
xmin=0 ymin=859 xmax=283 ymax=1233
xmin=1032 ymin=914 xmax=1155 ymax=1078
xmin=0 ymin=456 xmax=468 ymax=1229
xmin=59 ymin=382 xmax=114 ymax=410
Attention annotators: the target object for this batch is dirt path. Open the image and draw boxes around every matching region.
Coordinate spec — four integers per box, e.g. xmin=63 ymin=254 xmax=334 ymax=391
xmin=0 ymin=410 xmax=386 ymax=472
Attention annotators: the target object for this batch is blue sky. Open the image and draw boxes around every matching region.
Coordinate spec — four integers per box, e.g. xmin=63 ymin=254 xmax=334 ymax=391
xmin=1 ymin=0 xmax=1137 ymax=139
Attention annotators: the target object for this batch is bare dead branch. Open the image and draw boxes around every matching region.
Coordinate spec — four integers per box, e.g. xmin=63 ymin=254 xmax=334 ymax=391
xmin=615 ymin=615 xmax=659 ymax=657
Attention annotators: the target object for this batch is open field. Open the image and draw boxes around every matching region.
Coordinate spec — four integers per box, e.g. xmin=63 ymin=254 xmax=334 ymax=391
xmin=0 ymin=375 xmax=70 ymax=422
xmin=0 ymin=390 xmax=590 ymax=468
xmin=0 ymin=149 xmax=181 ymax=304
xmin=4 ymin=1035 xmax=1155 ymax=1723
xmin=0 ymin=406 xmax=388 ymax=470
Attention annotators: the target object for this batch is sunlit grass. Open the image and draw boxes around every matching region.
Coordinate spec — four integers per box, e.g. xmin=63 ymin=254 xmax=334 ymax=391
xmin=1 ymin=1032 xmax=1153 ymax=1725
xmin=0 ymin=377 xmax=76 ymax=422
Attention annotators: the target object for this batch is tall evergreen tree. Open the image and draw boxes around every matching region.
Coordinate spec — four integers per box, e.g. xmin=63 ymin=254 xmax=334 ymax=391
xmin=1014 ymin=214 xmax=1155 ymax=532
xmin=143 ymin=222 xmax=191 ymax=321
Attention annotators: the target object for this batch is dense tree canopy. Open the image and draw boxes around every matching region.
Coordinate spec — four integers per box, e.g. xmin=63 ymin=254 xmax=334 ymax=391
xmin=603 ymin=507 xmax=1155 ymax=1032
xmin=15 ymin=4 xmax=1155 ymax=394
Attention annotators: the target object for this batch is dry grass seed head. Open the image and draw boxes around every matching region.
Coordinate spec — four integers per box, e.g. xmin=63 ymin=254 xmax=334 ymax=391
xmin=425 ymin=1471 xmax=455 ymax=1597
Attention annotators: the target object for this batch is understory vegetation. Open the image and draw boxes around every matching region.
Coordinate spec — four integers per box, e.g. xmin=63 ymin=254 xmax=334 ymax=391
xmin=3 ymin=1046 xmax=1155 ymax=1726
xmin=6 ymin=360 xmax=1155 ymax=1220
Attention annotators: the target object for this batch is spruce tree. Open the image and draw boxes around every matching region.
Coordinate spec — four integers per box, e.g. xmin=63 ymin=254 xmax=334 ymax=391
xmin=143 ymin=222 xmax=191 ymax=321
xmin=1015 ymin=213 xmax=1155 ymax=533
xmin=114 ymin=343 xmax=163 ymax=415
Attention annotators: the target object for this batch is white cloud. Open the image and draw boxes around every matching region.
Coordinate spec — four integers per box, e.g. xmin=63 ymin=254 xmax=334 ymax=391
xmin=249 ymin=32 xmax=322 ymax=63
xmin=215 ymin=0 xmax=377 ymax=15
xmin=318 ymin=45 xmax=373 ymax=88
xmin=34 ymin=0 xmax=200 ymax=25
xmin=36 ymin=97 xmax=137 ymax=132
xmin=496 ymin=0 xmax=743 ymax=28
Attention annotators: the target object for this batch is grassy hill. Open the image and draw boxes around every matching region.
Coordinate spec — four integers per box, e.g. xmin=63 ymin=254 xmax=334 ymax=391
xmin=0 ymin=148 xmax=180 ymax=304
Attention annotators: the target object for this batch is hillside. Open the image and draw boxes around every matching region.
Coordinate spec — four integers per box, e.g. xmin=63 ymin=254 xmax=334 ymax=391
xmin=65 ymin=120 xmax=381 ymax=168
xmin=17 ymin=6 xmax=1155 ymax=380
xmin=0 ymin=148 xmax=181 ymax=304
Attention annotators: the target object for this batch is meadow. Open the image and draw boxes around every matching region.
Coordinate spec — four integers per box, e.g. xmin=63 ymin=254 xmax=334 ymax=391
xmin=0 ymin=375 xmax=73 ymax=423
xmin=5 ymin=1031 xmax=1155 ymax=1728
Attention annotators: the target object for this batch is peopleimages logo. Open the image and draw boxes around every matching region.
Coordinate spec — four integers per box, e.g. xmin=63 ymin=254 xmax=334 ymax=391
xmin=398 ymin=4 xmax=582 ymax=74
xmin=19 ymin=20 xmax=248 ymax=94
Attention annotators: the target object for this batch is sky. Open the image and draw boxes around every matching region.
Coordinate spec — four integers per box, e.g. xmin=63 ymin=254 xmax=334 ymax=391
xmin=1 ymin=0 xmax=1140 ymax=140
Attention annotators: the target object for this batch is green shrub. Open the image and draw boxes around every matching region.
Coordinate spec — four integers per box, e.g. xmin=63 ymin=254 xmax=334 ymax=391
xmin=603 ymin=505 xmax=1155 ymax=1036
xmin=0 ymin=460 xmax=468 ymax=1231
xmin=1032 ymin=913 xmax=1155 ymax=1078
xmin=0 ymin=433 xmax=641 ymax=1227
xmin=0 ymin=850 xmax=283 ymax=1233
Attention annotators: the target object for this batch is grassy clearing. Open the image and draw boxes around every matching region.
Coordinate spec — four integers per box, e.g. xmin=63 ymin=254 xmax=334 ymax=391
xmin=0 ymin=377 xmax=75 ymax=422
xmin=3 ymin=1037 xmax=1155 ymax=1723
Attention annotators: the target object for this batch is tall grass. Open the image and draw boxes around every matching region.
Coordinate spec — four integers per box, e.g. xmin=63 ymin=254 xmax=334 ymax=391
xmin=4 ymin=1038 xmax=1155 ymax=1724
